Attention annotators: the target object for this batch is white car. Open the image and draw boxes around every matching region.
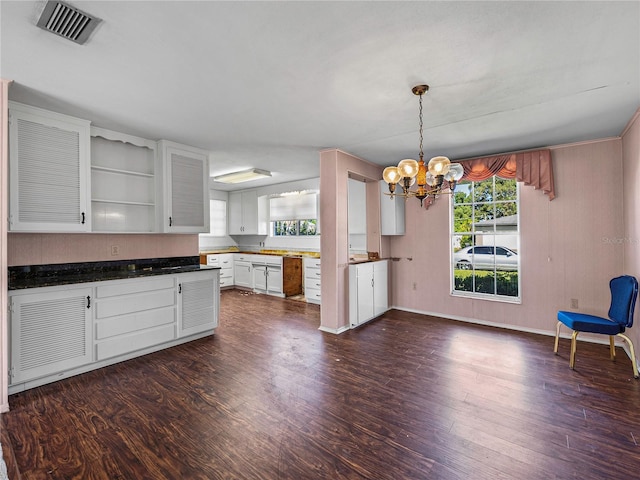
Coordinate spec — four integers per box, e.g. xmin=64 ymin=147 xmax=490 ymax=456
xmin=453 ymin=246 xmax=518 ymax=271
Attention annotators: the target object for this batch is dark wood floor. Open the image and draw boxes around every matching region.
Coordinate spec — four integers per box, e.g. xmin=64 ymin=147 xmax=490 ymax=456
xmin=3 ymin=289 xmax=640 ymax=479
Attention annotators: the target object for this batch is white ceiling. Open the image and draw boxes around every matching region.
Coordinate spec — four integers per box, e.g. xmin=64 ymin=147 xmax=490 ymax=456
xmin=1 ymin=1 xmax=639 ymax=191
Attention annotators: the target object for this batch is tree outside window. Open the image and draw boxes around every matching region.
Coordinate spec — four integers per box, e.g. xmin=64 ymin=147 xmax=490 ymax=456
xmin=273 ymin=219 xmax=317 ymax=236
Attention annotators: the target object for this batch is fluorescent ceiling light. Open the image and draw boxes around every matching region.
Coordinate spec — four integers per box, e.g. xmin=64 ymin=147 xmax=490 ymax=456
xmin=212 ymin=168 xmax=272 ymax=184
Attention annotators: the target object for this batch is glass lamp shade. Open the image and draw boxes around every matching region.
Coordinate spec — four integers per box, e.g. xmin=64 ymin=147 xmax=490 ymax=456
xmin=444 ymin=163 xmax=464 ymax=182
xmin=383 ymin=166 xmax=402 ymax=184
xmin=397 ymin=159 xmax=420 ymax=178
xmin=428 ymin=156 xmax=451 ymax=176
xmin=425 ymin=171 xmax=438 ymax=186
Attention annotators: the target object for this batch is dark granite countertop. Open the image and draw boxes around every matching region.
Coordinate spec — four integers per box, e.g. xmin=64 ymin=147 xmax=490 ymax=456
xmin=9 ymin=256 xmax=218 ymax=290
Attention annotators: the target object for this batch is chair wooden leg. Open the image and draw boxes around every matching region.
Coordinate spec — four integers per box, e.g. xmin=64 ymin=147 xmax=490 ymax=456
xmin=554 ymin=321 xmax=562 ymax=354
xmin=570 ymin=330 xmax=579 ymax=369
xmin=610 ymin=335 xmax=616 ymax=361
xmin=617 ymin=333 xmax=639 ymax=379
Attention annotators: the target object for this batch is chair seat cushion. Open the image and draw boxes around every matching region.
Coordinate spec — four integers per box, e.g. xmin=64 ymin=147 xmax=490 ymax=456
xmin=558 ymin=311 xmax=625 ymax=335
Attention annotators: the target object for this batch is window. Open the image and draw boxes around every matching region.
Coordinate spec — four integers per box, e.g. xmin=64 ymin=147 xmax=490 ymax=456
xmin=269 ymin=192 xmax=318 ymax=237
xmin=207 ymin=199 xmax=227 ymax=236
xmin=451 ymin=176 xmax=520 ymax=301
xmin=273 ymin=219 xmax=318 ymax=236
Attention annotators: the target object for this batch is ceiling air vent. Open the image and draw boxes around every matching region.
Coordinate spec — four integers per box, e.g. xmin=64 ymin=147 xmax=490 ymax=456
xmin=36 ymin=0 xmax=102 ymax=45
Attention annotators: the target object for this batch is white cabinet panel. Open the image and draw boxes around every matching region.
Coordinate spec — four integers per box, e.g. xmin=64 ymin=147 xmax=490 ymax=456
xmin=228 ymin=190 xmax=267 ymax=235
xmin=177 ymin=271 xmax=219 ymax=337
xmin=349 ymin=260 xmax=389 ymax=328
xmin=304 ymin=257 xmax=322 ymax=305
xmin=9 ymin=286 xmax=92 ymax=385
xmin=207 ymin=254 xmax=234 ymax=288
xmin=158 ymin=140 xmax=210 ymax=233
xmin=9 ymin=102 xmax=91 ymax=232
xmin=234 ymin=258 xmax=253 ymax=288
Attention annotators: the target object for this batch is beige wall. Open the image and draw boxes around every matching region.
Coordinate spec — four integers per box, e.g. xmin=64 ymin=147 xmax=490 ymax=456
xmin=388 ymin=138 xmax=624 ymax=337
xmin=7 ymin=233 xmax=198 ymax=266
xmin=622 ymin=110 xmax=640 ymax=365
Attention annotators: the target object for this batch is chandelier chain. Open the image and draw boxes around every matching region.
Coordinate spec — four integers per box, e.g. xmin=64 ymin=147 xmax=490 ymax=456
xmin=418 ymin=93 xmax=424 ymax=161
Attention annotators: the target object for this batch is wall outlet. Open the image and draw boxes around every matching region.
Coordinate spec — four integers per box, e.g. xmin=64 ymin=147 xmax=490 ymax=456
xmin=570 ymin=298 xmax=578 ymax=309
xmin=111 ymin=245 xmax=120 ymax=256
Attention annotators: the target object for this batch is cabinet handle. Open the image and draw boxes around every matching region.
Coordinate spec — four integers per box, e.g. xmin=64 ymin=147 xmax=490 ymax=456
xmin=178 ymin=283 xmax=182 ymax=294
xmin=81 ymin=212 xmax=85 ymax=224
xmin=169 ymin=216 xmax=173 ymax=227
xmin=371 ymin=279 xmax=374 ymax=288
xmin=86 ymin=296 xmax=91 ymax=308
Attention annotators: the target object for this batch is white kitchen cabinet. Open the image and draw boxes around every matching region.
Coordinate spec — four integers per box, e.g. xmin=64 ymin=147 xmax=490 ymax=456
xmin=8 ymin=269 xmax=220 ymax=393
xmin=207 ymin=253 xmax=234 ymax=288
xmin=177 ymin=271 xmax=219 ymax=337
xmin=228 ymin=190 xmax=268 ymax=235
xmin=252 ymin=255 xmax=284 ymax=297
xmin=234 ymin=254 xmax=253 ymax=289
xmin=8 ymin=102 xmax=91 ymax=232
xmin=303 ymin=257 xmax=322 ymax=304
xmin=379 ymin=180 xmax=405 ymax=235
xmin=349 ymin=260 xmax=389 ymax=328
xmin=90 ymin=127 xmax=158 ymax=233
xmin=94 ymin=276 xmax=176 ymax=361
xmin=158 ymin=140 xmax=210 ymax=233
xmin=9 ymin=286 xmax=93 ymax=385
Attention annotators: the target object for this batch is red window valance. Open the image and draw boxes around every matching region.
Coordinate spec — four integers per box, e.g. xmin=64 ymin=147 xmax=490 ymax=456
xmin=459 ymin=149 xmax=555 ymax=200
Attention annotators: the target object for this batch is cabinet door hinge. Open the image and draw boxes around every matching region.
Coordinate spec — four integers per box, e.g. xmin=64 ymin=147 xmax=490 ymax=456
xmin=8 ymin=367 xmax=15 ymax=382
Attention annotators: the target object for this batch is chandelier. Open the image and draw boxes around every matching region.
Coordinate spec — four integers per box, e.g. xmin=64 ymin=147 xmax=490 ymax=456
xmin=382 ymin=85 xmax=464 ymax=206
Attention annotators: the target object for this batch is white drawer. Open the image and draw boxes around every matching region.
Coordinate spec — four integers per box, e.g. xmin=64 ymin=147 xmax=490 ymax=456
xmin=96 ymin=306 xmax=175 ymax=339
xmin=305 ymin=268 xmax=322 ymax=281
xmin=97 ymin=276 xmax=175 ymax=298
xmin=305 ymin=278 xmax=322 ymax=291
xmin=206 ymin=255 xmax=219 ymax=267
xmin=304 ymin=258 xmax=321 ymax=269
xmin=96 ymin=288 xmax=175 ymax=318
xmin=305 ymin=287 xmax=321 ymax=303
xmin=96 ymin=323 xmax=175 ymax=361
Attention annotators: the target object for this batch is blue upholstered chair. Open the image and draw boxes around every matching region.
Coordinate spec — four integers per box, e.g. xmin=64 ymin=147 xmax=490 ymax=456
xmin=554 ymin=275 xmax=639 ymax=378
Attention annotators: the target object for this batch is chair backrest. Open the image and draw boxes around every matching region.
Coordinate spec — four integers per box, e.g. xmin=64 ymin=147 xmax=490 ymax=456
xmin=608 ymin=275 xmax=639 ymax=327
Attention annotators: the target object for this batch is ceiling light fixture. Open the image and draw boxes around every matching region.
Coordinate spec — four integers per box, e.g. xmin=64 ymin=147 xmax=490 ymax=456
xmin=213 ymin=168 xmax=272 ymax=184
xmin=382 ymin=85 xmax=464 ymax=207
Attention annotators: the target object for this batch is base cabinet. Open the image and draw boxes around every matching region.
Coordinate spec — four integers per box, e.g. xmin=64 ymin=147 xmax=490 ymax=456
xmin=206 ymin=253 xmax=234 ymax=288
xmin=177 ymin=272 xmax=219 ymax=337
xmin=9 ymin=287 xmax=93 ymax=385
xmin=8 ymin=269 xmax=219 ymax=393
xmin=349 ymin=260 xmax=389 ymax=328
xmin=234 ymin=255 xmax=253 ymax=289
xmin=304 ymin=257 xmax=322 ymax=304
xmin=94 ymin=276 xmax=176 ymax=361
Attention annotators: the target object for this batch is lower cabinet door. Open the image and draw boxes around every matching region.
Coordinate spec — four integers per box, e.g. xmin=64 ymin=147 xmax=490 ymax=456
xmin=177 ymin=271 xmax=220 ymax=337
xmin=9 ymin=287 xmax=93 ymax=385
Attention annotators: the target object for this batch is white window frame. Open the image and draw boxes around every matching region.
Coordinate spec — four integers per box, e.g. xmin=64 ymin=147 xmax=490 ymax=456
xmin=450 ymin=176 xmax=521 ymax=303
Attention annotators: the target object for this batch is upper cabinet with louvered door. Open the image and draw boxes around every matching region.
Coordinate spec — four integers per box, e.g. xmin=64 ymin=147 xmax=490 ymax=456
xmin=9 ymin=102 xmax=91 ymax=232
xmin=158 ymin=140 xmax=210 ymax=233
